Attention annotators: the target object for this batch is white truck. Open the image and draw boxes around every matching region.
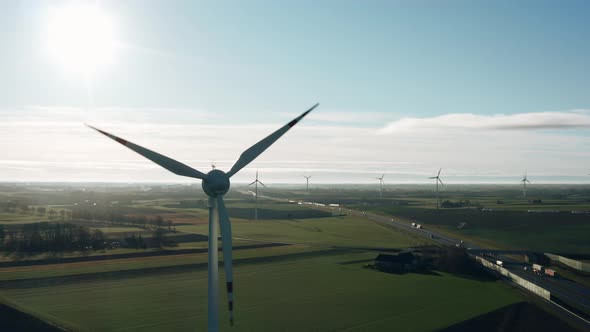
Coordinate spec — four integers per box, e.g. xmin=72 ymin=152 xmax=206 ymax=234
xmin=411 ymin=222 xmax=416 ymax=228
xmin=416 ymin=224 xmax=422 ymax=229
xmin=496 ymin=260 xmax=503 ymax=267
xmin=532 ymin=264 xmax=543 ymax=274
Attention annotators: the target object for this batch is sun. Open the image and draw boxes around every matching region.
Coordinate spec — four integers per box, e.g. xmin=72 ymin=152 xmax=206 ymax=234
xmin=46 ymin=3 xmax=117 ymax=76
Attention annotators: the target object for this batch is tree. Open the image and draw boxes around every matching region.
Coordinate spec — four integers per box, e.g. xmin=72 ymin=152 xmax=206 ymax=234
xmin=138 ymin=216 xmax=147 ymax=229
xmin=36 ymin=207 xmax=46 ymax=216
xmin=155 ymin=215 xmax=164 ymax=228
xmin=18 ymin=204 xmax=29 ymax=214
xmin=91 ymin=229 xmax=105 ymax=250
xmin=138 ymin=234 xmax=146 ymax=249
xmin=153 ymin=228 xmax=166 ymax=247
xmin=0 ymin=225 xmax=5 ymax=248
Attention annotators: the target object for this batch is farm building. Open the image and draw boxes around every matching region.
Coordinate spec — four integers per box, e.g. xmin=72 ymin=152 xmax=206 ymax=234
xmin=374 ymin=252 xmax=416 ymax=274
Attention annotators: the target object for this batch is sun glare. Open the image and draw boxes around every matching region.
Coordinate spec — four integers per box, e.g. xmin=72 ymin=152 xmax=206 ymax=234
xmin=46 ymin=3 xmax=117 ymax=76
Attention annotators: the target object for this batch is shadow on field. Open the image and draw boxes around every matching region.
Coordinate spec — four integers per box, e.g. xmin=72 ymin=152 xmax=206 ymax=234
xmin=0 ymin=302 xmax=65 ymax=332
xmin=438 ymin=301 xmax=580 ymax=332
xmin=0 ymin=248 xmax=355 ymax=290
xmin=338 ymin=258 xmax=377 ymax=265
xmin=412 ymin=270 xmax=443 ymax=276
xmin=0 ymin=243 xmax=288 ymax=268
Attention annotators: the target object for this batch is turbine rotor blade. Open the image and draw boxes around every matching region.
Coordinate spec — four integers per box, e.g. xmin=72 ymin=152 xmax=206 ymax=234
xmin=86 ymin=125 xmax=207 ymax=180
xmin=247 ymin=180 xmax=256 ymax=186
xmin=438 ymin=178 xmax=444 ymax=185
xmin=437 ymin=168 xmax=442 ymax=177
xmin=258 ymin=180 xmax=267 ymax=188
xmin=217 ymin=196 xmax=234 ymax=326
xmin=428 ymin=176 xmax=437 ymax=179
xmin=226 ymin=103 xmax=318 ymax=178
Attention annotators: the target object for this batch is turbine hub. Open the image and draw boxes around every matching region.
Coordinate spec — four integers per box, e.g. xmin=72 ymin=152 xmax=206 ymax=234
xmin=202 ymin=169 xmax=230 ymax=197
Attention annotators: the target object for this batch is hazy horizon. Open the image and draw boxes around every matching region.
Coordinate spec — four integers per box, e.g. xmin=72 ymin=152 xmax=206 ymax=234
xmin=2 ymin=1 xmax=590 ymax=183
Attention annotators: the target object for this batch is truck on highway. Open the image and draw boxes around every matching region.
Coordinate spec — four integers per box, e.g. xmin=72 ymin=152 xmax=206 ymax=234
xmin=411 ymin=222 xmax=416 ymax=228
xmin=496 ymin=260 xmax=503 ymax=267
xmin=416 ymin=224 xmax=422 ymax=229
xmin=544 ymin=268 xmax=557 ymax=277
xmin=532 ymin=264 xmax=543 ymax=274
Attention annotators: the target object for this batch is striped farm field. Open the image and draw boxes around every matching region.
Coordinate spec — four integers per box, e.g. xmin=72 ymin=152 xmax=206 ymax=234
xmin=177 ymin=214 xmax=430 ymax=249
xmin=0 ymin=251 xmax=521 ymax=332
xmin=0 ymin=244 xmax=321 ymax=282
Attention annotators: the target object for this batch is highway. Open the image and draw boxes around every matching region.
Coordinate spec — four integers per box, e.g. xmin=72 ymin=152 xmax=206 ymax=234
xmin=351 ymin=207 xmax=590 ymax=324
xmin=239 ymin=189 xmax=590 ymax=326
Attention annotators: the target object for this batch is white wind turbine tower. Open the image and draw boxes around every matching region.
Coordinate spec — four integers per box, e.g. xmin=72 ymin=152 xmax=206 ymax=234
xmin=521 ymin=172 xmax=530 ymax=197
xmin=376 ymin=174 xmax=385 ymax=197
xmin=428 ymin=168 xmax=444 ymax=209
xmin=304 ymin=175 xmax=311 ymax=192
xmin=248 ymin=170 xmax=266 ymax=221
xmin=87 ymin=103 xmax=318 ymax=332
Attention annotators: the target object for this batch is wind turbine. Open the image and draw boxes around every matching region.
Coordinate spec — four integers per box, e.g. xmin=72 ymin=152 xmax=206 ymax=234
xmin=248 ymin=170 xmax=266 ymax=221
xmin=428 ymin=168 xmax=444 ymax=209
xmin=87 ymin=103 xmax=318 ymax=331
xmin=521 ymin=172 xmax=530 ymax=197
xmin=304 ymin=175 xmax=311 ymax=192
xmin=376 ymin=174 xmax=385 ymax=197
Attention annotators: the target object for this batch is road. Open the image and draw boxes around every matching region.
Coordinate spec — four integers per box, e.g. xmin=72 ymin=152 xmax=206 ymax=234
xmin=239 ymin=189 xmax=590 ymax=325
xmin=349 ymin=207 xmax=590 ymax=323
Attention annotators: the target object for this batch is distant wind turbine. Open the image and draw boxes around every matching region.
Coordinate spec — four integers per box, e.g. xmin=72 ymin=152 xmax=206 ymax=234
xmin=304 ymin=175 xmax=311 ymax=192
xmin=248 ymin=170 xmax=266 ymax=221
xmin=521 ymin=172 xmax=530 ymax=197
xmin=87 ymin=103 xmax=318 ymax=331
xmin=376 ymin=174 xmax=385 ymax=197
xmin=428 ymin=168 xmax=444 ymax=209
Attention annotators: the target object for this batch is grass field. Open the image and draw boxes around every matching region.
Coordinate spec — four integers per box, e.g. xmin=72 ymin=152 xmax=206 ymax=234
xmin=0 ymin=251 xmax=522 ymax=332
xmin=0 ymin=245 xmax=320 ymax=281
xmin=0 ymin=212 xmax=47 ymax=224
xmin=337 ymin=196 xmax=590 ymax=254
xmin=177 ymin=214 xmax=429 ymax=249
xmin=288 ymin=186 xmax=590 ymax=254
xmin=0 ymin=184 xmax=586 ymax=331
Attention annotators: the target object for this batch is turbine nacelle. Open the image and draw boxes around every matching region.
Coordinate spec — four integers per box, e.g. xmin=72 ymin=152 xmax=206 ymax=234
xmin=202 ymin=169 xmax=230 ymax=197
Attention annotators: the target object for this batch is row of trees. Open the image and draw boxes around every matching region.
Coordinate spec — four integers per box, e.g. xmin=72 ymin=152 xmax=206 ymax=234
xmin=1 ymin=200 xmax=31 ymax=213
xmin=0 ymin=222 xmax=105 ymax=253
xmin=71 ymin=207 xmax=173 ymax=230
xmin=1 ymin=200 xmax=73 ymax=221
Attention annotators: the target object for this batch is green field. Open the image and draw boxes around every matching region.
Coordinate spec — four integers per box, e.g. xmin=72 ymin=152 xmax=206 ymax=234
xmin=177 ymin=214 xmax=429 ymax=249
xmin=0 ymin=212 xmax=47 ymax=224
xmin=287 ymin=186 xmax=590 ymax=255
xmin=0 ymin=251 xmax=521 ymax=332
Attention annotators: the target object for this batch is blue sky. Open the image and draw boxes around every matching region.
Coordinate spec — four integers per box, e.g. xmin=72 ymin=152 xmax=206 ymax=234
xmin=1 ymin=0 xmax=590 ymax=183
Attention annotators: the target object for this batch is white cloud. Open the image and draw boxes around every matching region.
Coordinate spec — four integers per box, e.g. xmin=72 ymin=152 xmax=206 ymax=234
xmin=379 ymin=110 xmax=590 ymax=133
xmin=2 ymin=106 xmax=590 ymax=183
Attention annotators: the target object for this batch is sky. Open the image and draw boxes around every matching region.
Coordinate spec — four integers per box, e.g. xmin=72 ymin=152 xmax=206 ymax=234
xmin=1 ymin=0 xmax=590 ymax=184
